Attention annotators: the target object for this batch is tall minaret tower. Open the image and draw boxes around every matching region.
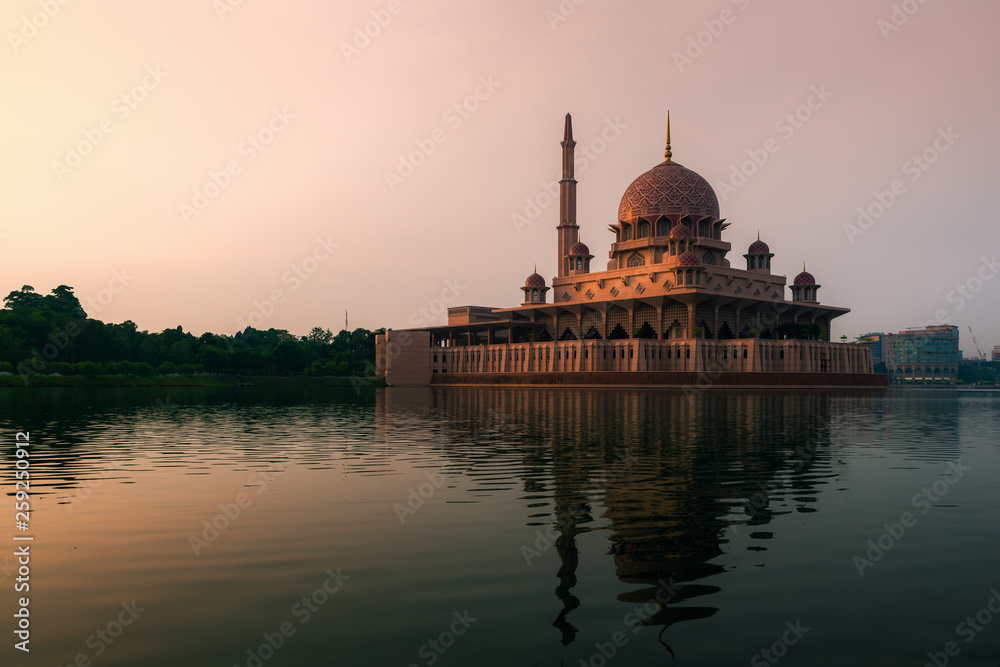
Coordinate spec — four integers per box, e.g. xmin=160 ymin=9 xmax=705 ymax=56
xmin=556 ymin=113 xmax=579 ymax=278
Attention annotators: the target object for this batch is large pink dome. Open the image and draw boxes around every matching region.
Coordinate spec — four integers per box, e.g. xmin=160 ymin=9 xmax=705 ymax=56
xmin=618 ymin=161 xmax=720 ymax=222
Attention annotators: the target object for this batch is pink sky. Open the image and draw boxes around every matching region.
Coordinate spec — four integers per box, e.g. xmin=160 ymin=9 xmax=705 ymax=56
xmin=3 ymin=0 xmax=999 ymax=354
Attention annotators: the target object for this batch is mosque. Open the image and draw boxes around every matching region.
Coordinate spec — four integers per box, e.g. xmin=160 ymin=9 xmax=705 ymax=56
xmin=376 ymin=114 xmax=883 ymax=388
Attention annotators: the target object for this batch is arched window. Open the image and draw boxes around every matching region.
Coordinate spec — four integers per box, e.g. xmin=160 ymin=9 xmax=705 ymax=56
xmin=623 ymin=226 xmax=633 ymax=241
xmin=698 ymin=221 xmax=708 ymax=236
xmin=685 ymin=269 xmax=693 ymax=284
xmin=531 ymin=289 xmax=539 ymax=303
xmin=575 ymin=257 xmax=583 ymax=270
xmin=638 ymin=221 xmax=650 ymax=238
xmin=627 ymin=252 xmax=645 ymax=268
xmin=702 ymin=252 xmax=716 ymax=265
xmin=748 ymin=257 xmax=756 ymax=269
xmin=657 ymin=220 xmax=670 ymax=236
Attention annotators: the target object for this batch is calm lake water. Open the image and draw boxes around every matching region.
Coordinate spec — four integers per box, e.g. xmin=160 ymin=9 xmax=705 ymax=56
xmin=1 ymin=387 xmax=999 ymax=666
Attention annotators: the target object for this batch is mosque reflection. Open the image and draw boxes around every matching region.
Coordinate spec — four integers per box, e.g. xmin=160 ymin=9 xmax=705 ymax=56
xmin=378 ymin=387 xmax=851 ymax=650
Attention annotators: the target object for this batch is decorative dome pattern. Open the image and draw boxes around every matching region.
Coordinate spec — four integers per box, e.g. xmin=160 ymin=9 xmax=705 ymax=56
xmin=748 ymin=239 xmax=770 ymax=254
xmin=669 ymin=224 xmax=692 ymax=238
xmin=677 ymin=252 xmax=701 ymax=267
xmin=618 ymin=162 xmax=720 ymax=222
xmin=569 ymin=241 xmax=590 ymax=255
xmin=794 ymin=271 xmax=816 ymax=285
xmin=525 ymin=272 xmax=546 ymax=287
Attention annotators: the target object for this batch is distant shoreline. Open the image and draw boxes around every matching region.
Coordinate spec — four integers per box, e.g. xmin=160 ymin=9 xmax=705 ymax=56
xmin=0 ymin=375 xmax=386 ymax=389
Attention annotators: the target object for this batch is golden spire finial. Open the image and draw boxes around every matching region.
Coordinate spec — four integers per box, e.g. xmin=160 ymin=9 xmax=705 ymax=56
xmin=803 ymin=261 xmax=806 ymax=272
xmin=664 ymin=111 xmax=672 ymax=162
xmin=534 ymin=263 xmax=537 ymax=273
xmin=757 ymin=230 xmax=760 ymax=241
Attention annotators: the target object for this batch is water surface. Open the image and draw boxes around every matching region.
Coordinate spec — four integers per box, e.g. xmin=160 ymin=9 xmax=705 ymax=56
xmin=1 ymin=387 xmax=998 ymax=666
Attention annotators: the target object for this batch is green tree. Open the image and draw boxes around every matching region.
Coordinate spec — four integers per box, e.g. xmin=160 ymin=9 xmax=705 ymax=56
xmin=195 ymin=345 xmax=228 ymax=373
xmin=272 ymin=340 xmax=306 ymax=375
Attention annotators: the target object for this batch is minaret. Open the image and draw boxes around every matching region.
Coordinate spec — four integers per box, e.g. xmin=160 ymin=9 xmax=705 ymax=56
xmin=557 ymin=113 xmax=579 ymax=278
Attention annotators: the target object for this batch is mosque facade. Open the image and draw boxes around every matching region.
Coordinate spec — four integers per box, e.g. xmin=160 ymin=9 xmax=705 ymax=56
xmin=376 ymin=114 xmax=882 ymax=388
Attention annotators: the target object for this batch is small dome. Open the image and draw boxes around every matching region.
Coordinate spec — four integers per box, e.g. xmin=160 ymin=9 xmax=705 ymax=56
xmin=669 ymin=224 xmax=692 ymax=238
xmin=525 ymin=272 xmax=546 ymax=287
xmin=794 ymin=271 xmax=816 ymax=285
xmin=569 ymin=241 xmax=590 ymax=256
xmin=748 ymin=239 xmax=770 ymax=254
xmin=677 ymin=252 xmax=701 ymax=267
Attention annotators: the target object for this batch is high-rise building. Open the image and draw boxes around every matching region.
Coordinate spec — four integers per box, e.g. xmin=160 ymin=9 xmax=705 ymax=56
xmin=858 ymin=333 xmax=886 ymax=367
xmin=884 ymin=326 xmax=960 ymax=383
xmin=992 ymin=345 xmax=1000 ymax=362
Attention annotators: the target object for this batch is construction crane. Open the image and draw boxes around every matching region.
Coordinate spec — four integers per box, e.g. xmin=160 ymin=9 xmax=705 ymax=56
xmin=968 ymin=326 xmax=986 ymax=360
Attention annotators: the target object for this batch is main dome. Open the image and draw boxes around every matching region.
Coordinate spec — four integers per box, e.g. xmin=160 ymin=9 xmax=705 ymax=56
xmin=618 ymin=160 xmax=720 ymax=222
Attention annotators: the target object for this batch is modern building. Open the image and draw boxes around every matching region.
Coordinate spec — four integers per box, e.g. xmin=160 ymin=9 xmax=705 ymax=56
xmin=377 ymin=114 xmax=882 ymax=388
xmin=993 ymin=345 xmax=1000 ymax=362
xmin=884 ymin=325 xmax=960 ymax=383
xmin=858 ymin=332 xmax=886 ymax=367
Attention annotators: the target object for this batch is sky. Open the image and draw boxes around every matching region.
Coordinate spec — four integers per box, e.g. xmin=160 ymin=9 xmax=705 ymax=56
xmin=2 ymin=0 xmax=999 ymax=355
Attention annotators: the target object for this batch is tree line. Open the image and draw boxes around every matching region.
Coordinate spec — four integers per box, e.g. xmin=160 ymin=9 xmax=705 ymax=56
xmin=0 ymin=285 xmax=378 ymax=380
